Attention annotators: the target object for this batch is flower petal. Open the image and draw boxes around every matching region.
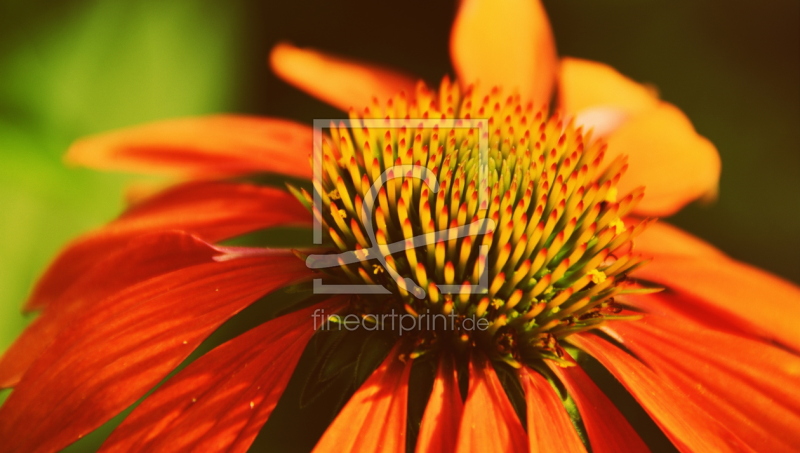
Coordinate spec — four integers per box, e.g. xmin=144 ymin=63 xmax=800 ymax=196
xmin=633 ymin=222 xmax=800 ymax=351
xmin=26 ymin=181 xmax=310 ymax=311
xmin=559 ymin=58 xmax=658 ymax=118
xmin=270 ymin=43 xmax=418 ymax=112
xmin=0 ymin=232 xmax=221 ymax=388
xmin=312 ymin=345 xmax=412 ymax=453
xmin=558 ymin=58 xmax=720 ymax=216
xmin=605 ymin=103 xmax=721 ymax=216
xmin=416 ymin=356 xmax=463 ymax=453
xmin=67 ymin=115 xmax=314 ymax=179
xmin=450 ymin=0 xmax=557 ymax=104
xmin=0 ymin=253 xmax=313 ymax=453
xmin=456 ymin=356 xmax=527 ymax=453
xmin=606 ymin=301 xmax=800 ymax=452
xmin=549 ymin=360 xmax=649 ymax=453
xmin=628 ymin=219 xmax=722 ymax=258
xmin=99 ymin=298 xmax=344 ymax=453
xmin=518 ymin=367 xmax=586 ymax=453
xmin=570 ymin=333 xmax=749 ymax=453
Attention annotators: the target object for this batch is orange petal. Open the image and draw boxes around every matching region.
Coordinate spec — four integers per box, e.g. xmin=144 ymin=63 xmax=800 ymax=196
xmin=99 ymin=298 xmax=345 ymax=453
xmin=559 ymin=58 xmax=658 ymax=118
xmin=549 ymin=359 xmax=649 ymax=453
xmin=312 ymin=345 xmax=411 ymax=453
xmin=518 ymin=367 xmax=586 ymax=453
xmin=450 ymin=0 xmax=557 ymax=104
xmin=25 ymin=181 xmax=310 ymax=311
xmin=633 ymin=222 xmax=800 ymax=351
xmin=67 ymin=115 xmax=314 ymax=179
xmin=605 ymin=103 xmax=720 ymax=216
xmin=558 ymin=58 xmax=720 ymax=216
xmin=456 ymin=356 xmax=527 ymax=453
xmin=0 ymin=254 xmax=314 ymax=453
xmin=605 ymin=302 xmax=800 ymax=452
xmin=270 ymin=42 xmax=418 ymax=112
xmin=571 ymin=333 xmax=749 ymax=452
xmin=0 ymin=232 xmax=220 ymax=388
xmin=416 ymin=356 xmax=463 ymax=453
xmin=626 ymin=218 xmax=722 ymax=259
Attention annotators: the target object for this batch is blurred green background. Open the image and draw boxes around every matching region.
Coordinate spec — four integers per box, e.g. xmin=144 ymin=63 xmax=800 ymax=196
xmin=0 ymin=0 xmax=797 ymax=450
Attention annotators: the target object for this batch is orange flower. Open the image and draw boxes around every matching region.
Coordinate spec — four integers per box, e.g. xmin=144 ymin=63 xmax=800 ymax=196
xmin=1 ymin=1 xmax=799 ymax=452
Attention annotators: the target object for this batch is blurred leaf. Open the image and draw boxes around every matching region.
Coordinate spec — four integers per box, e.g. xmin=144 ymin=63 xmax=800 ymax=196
xmin=0 ymin=0 xmax=241 ymax=359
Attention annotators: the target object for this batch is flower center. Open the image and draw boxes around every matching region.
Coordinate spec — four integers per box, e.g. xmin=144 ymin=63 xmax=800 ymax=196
xmin=295 ymin=79 xmax=650 ymax=367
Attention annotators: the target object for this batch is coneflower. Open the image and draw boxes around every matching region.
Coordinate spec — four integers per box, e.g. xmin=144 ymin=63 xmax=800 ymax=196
xmin=1 ymin=0 xmax=798 ymax=452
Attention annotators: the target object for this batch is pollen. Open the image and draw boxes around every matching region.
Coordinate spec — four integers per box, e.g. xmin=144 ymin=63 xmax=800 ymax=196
xmin=605 ymin=186 xmax=618 ymax=202
xmin=294 ymin=78 xmax=652 ymax=365
xmin=588 ymin=269 xmax=607 ymax=284
xmin=610 ymin=217 xmax=626 ymax=235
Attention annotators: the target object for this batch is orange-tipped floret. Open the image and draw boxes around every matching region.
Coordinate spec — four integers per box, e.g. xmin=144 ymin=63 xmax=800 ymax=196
xmin=293 ymin=78 xmax=651 ymax=366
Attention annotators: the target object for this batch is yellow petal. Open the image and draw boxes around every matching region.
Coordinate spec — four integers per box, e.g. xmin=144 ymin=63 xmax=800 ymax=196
xmin=559 ymin=57 xmax=658 ymax=116
xmin=606 ymin=103 xmax=721 ymax=216
xmin=270 ymin=43 xmax=417 ymax=112
xmin=559 ymin=58 xmax=720 ymax=216
xmin=450 ymin=0 xmax=557 ymax=104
